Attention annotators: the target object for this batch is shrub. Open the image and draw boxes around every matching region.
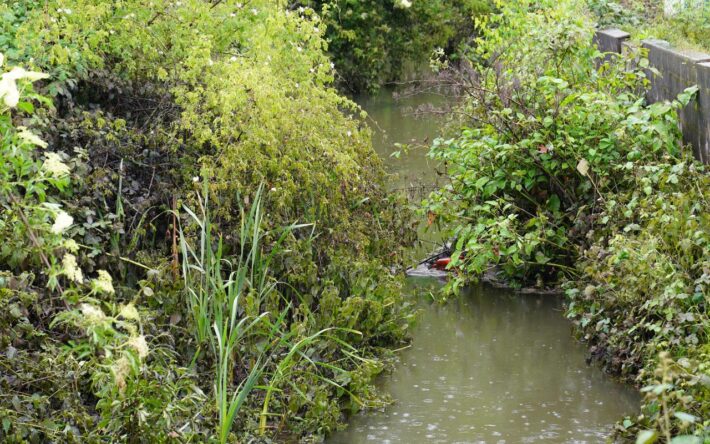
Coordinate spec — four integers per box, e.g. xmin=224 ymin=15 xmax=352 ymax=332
xmin=0 ymin=0 xmax=417 ymax=440
xmin=424 ymin=0 xmax=690 ymax=288
xmin=298 ymin=0 xmax=493 ymax=92
xmin=567 ymin=160 xmax=709 ymax=439
xmin=426 ymin=0 xmax=709 ymax=440
xmin=586 ymin=0 xmax=710 ymax=53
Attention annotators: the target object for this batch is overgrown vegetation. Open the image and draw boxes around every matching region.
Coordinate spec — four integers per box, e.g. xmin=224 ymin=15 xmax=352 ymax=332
xmin=0 ymin=1 xmax=419 ymax=441
xmin=297 ymin=0 xmax=493 ymax=93
xmin=567 ymin=160 xmax=709 ymax=442
xmin=587 ymin=0 xmax=710 ymax=52
xmin=425 ymin=0 xmax=708 ymax=441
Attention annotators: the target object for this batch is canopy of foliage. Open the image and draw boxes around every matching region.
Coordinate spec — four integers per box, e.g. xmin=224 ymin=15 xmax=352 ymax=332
xmin=297 ymin=0 xmax=493 ymax=93
xmin=0 ymin=0 xmax=418 ymax=441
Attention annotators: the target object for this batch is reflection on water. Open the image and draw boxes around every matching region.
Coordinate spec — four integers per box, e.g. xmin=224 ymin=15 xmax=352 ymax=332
xmin=356 ymin=88 xmax=450 ymax=196
xmin=328 ymin=282 xmax=640 ymax=444
xmin=356 ymin=88 xmax=451 ymax=258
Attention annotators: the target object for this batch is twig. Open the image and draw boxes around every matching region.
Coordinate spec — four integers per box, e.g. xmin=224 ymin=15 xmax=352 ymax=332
xmin=7 ymin=193 xmax=66 ymax=303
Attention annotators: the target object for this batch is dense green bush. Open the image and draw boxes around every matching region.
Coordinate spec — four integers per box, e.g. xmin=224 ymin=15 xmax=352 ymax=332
xmin=587 ymin=0 xmax=710 ymax=53
xmin=0 ymin=0 xmax=417 ymax=441
xmin=567 ymin=161 xmax=709 ymax=440
xmin=425 ymin=0 xmax=709 ymax=440
xmin=585 ymin=0 xmax=648 ymax=28
xmin=424 ymin=0 xmax=688 ymax=287
xmin=643 ymin=6 xmax=710 ymax=52
xmin=298 ymin=0 xmax=492 ymax=92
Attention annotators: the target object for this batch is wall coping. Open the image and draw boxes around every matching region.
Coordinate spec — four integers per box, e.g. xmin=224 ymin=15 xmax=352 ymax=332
xmin=599 ymin=28 xmax=630 ymax=39
xmin=642 ymin=39 xmax=710 ymax=64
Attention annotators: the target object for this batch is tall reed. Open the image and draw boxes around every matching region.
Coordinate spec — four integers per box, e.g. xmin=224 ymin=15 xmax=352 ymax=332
xmin=180 ymin=182 xmax=278 ymax=443
xmin=180 ymin=180 xmax=362 ymax=441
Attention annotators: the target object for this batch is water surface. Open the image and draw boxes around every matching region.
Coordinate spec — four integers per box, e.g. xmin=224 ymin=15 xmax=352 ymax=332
xmin=357 ymin=88 xmax=450 ymax=195
xmin=328 ymin=282 xmax=639 ymax=444
xmin=357 ymin=88 xmax=451 ymax=256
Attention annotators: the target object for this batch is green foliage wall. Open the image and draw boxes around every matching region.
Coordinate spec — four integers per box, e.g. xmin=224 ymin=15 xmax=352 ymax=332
xmin=425 ymin=0 xmax=709 ymax=439
xmin=587 ymin=0 xmax=710 ymax=52
xmin=424 ymin=0 xmax=689 ymax=286
xmin=0 ymin=0 xmax=418 ymax=441
xmin=298 ymin=0 xmax=492 ymax=92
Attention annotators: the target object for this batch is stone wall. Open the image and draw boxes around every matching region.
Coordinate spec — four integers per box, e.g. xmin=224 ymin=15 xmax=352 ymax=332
xmin=595 ymin=29 xmax=710 ymax=163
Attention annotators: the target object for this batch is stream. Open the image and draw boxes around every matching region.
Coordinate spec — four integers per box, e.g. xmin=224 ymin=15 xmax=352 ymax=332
xmin=326 ymin=89 xmax=640 ymax=443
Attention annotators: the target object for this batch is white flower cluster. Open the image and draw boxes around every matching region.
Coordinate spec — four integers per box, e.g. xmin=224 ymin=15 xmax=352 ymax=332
xmin=92 ymin=270 xmax=115 ymax=295
xmin=43 ymin=152 xmax=71 ymax=177
xmin=52 ymin=210 xmax=73 ymax=234
xmin=64 ymin=239 xmax=80 ymax=253
xmin=127 ymin=335 xmax=149 ymax=359
xmin=119 ymin=303 xmax=140 ymax=321
xmin=17 ymin=126 xmax=48 ymax=148
xmin=62 ymin=253 xmax=84 ymax=283
xmin=395 ymin=0 xmax=412 ymax=8
xmin=0 ymin=54 xmax=49 ymax=108
xmin=112 ymin=355 xmax=131 ymax=391
xmin=80 ymin=303 xmax=106 ymax=324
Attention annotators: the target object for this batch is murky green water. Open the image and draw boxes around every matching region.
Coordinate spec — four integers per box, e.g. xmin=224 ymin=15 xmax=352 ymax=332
xmin=328 ymin=282 xmax=640 ymax=444
xmin=356 ymin=88 xmax=452 ymax=256
xmin=327 ymin=89 xmax=640 ymax=443
xmin=357 ymin=88 xmax=450 ymax=195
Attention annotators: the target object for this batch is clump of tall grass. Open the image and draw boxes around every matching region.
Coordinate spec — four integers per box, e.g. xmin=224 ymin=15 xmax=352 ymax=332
xmin=180 ymin=182 xmax=279 ymax=442
xmin=179 ymin=180 xmax=358 ymax=441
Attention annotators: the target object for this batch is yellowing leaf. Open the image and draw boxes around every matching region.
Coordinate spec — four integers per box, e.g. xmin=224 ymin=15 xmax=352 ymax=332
xmin=636 ymin=430 xmax=658 ymax=444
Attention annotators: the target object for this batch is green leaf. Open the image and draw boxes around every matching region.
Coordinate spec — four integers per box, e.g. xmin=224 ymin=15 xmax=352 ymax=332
xmin=676 ymin=85 xmax=699 ymax=106
xmin=535 ymin=251 xmax=550 ymax=264
xmin=16 ymin=101 xmax=34 ymax=114
xmin=673 ymin=412 xmax=697 ymax=423
xmin=670 ymin=436 xmax=702 ymax=444
xmin=650 ymin=103 xmax=671 ymax=117
xmin=636 ymin=430 xmax=658 ymax=444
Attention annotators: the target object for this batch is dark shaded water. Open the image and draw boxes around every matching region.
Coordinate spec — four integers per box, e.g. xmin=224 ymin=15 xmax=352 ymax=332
xmin=327 ymin=89 xmax=639 ymax=444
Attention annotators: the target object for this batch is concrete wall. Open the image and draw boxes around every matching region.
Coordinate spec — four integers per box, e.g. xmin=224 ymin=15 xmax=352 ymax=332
xmin=595 ymin=29 xmax=710 ymax=163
